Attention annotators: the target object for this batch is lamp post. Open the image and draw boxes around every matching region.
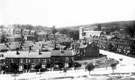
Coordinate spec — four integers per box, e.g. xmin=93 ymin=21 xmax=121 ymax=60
xmin=119 ymin=58 xmax=123 ymax=66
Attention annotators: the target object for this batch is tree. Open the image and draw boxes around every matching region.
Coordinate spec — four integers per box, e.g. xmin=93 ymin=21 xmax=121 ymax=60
xmin=57 ymin=28 xmax=79 ymax=40
xmin=0 ymin=34 xmax=8 ymax=43
xmin=35 ymin=25 xmax=45 ymax=31
xmin=69 ymin=30 xmax=79 ymax=40
xmin=110 ymin=62 xmax=118 ymax=73
xmin=1 ymin=63 xmax=7 ymax=74
xmin=124 ymin=23 xmax=135 ymax=37
xmin=24 ymin=63 xmax=29 ymax=73
xmin=84 ymin=62 xmax=88 ymax=71
xmin=11 ymin=63 xmax=19 ymax=80
xmin=107 ymin=43 xmax=114 ymax=51
xmin=10 ymin=63 xmax=19 ymax=74
xmin=25 ymin=24 xmax=33 ymax=30
xmin=34 ymin=63 xmax=42 ymax=73
xmin=52 ymin=26 xmax=57 ymax=34
xmin=59 ymin=28 xmax=69 ymax=35
xmin=85 ymin=63 xmax=95 ymax=75
xmin=74 ymin=62 xmax=81 ymax=70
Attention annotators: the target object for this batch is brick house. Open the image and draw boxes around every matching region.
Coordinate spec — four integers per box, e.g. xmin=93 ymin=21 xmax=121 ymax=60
xmin=76 ymin=41 xmax=99 ymax=58
xmin=51 ymin=50 xmax=74 ymax=70
xmin=1 ymin=51 xmax=51 ymax=72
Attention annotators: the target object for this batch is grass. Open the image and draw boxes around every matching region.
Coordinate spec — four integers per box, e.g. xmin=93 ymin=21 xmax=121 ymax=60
xmin=75 ymin=56 xmax=119 ymax=69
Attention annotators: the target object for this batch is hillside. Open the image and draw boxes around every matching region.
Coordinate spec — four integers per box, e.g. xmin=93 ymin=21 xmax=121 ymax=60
xmin=60 ymin=20 xmax=135 ymax=30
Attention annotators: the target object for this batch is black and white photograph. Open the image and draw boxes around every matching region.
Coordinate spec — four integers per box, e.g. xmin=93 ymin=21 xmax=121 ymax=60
xmin=0 ymin=0 xmax=135 ymax=80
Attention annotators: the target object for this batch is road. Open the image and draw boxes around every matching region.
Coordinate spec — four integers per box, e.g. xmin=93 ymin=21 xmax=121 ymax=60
xmin=100 ymin=49 xmax=135 ymax=66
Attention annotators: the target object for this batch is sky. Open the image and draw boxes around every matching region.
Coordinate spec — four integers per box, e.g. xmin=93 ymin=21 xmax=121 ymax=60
xmin=0 ymin=0 xmax=135 ymax=28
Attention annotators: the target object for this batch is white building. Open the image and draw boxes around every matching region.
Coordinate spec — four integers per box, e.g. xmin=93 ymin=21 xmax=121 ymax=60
xmin=0 ymin=25 xmax=15 ymax=36
xmin=79 ymin=27 xmax=102 ymax=39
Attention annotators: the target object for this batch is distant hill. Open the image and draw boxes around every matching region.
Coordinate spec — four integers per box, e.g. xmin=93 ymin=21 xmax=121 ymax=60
xmin=59 ymin=20 xmax=135 ymax=31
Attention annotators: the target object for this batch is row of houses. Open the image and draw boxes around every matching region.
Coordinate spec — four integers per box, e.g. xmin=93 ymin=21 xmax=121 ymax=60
xmin=79 ymin=26 xmax=135 ymax=56
xmin=0 ymin=38 xmax=75 ymax=72
xmin=0 ymin=39 xmax=74 ymax=52
xmin=0 ymin=49 xmax=74 ymax=73
xmin=8 ymin=29 xmax=48 ymax=42
xmin=0 ymin=26 xmax=50 ymax=42
xmin=88 ymin=35 xmax=135 ymax=55
xmin=0 ymin=26 xmax=71 ymax=42
xmin=0 ymin=39 xmax=101 ymax=73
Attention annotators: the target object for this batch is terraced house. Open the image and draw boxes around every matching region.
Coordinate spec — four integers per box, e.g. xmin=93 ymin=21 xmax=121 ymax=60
xmin=0 ymin=51 xmax=51 ymax=73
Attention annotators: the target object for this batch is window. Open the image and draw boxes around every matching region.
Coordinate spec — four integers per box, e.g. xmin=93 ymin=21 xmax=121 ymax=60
xmin=28 ymin=59 xmax=31 ymax=63
xmin=43 ymin=59 xmax=46 ymax=64
xmin=26 ymin=59 xmax=28 ymax=63
xmin=11 ymin=59 xmax=13 ymax=63
xmin=20 ymin=59 xmax=23 ymax=63
xmin=5 ymin=59 xmax=8 ymax=64
xmin=38 ymin=59 xmax=40 ymax=62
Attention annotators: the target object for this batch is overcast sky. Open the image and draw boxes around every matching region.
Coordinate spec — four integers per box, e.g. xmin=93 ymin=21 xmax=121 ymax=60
xmin=0 ymin=0 xmax=135 ymax=28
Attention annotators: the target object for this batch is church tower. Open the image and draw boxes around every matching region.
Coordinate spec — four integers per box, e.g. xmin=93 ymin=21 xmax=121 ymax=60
xmin=79 ymin=27 xmax=84 ymax=39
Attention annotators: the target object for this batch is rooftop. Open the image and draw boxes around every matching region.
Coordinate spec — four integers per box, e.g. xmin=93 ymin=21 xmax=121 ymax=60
xmin=8 ymin=42 xmax=21 ymax=50
xmin=4 ymin=51 xmax=51 ymax=58
xmin=51 ymin=50 xmax=73 ymax=57
xmin=0 ymin=44 xmax=8 ymax=51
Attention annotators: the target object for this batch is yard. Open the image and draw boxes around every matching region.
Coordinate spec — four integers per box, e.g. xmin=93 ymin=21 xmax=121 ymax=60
xmin=75 ymin=56 xmax=119 ymax=69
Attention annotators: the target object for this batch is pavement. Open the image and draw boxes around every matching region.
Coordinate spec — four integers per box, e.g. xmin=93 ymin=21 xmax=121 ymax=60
xmin=0 ymin=66 xmax=134 ymax=80
xmin=0 ymin=50 xmax=135 ymax=80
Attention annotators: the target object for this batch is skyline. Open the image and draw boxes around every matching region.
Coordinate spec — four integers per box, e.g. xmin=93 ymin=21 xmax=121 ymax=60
xmin=0 ymin=0 xmax=135 ymax=28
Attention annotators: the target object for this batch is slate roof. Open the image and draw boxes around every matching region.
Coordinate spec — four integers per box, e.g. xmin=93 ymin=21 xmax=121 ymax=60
xmin=0 ymin=44 xmax=8 ymax=50
xmin=32 ymin=44 xmax=42 ymax=51
xmin=4 ymin=51 xmax=51 ymax=58
xmin=43 ymin=41 xmax=55 ymax=48
xmin=38 ymin=41 xmax=55 ymax=50
xmin=31 ymin=41 xmax=55 ymax=51
xmin=51 ymin=50 xmax=73 ymax=57
xmin=2 ymin=49 xmax=72 ymax=58
xmin=4 ymin=51 xmax=29 ymax=58
xmin=23 ymin=41 xmax=34 ymax=48
xmin=29 ymin=51 xmax=51 ymax=58
xmin=8 ymin=42 xmax=21 ymax=50
xmin=39 ymin=41 xmax=50 ymax=45
xmin=37 ymin=31 xmax=47 ymax=35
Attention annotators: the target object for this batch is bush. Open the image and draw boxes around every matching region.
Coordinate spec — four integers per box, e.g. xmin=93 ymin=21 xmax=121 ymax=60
xmin=34 ymin=63 xmax=42 ymax=72
xmin=74 ymin=62 xmax=81 ymax=69
xmin=111 ymin=62 xmax=118 ymax=73
xmin=85 ymin=63 xmax=95 ymax=75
